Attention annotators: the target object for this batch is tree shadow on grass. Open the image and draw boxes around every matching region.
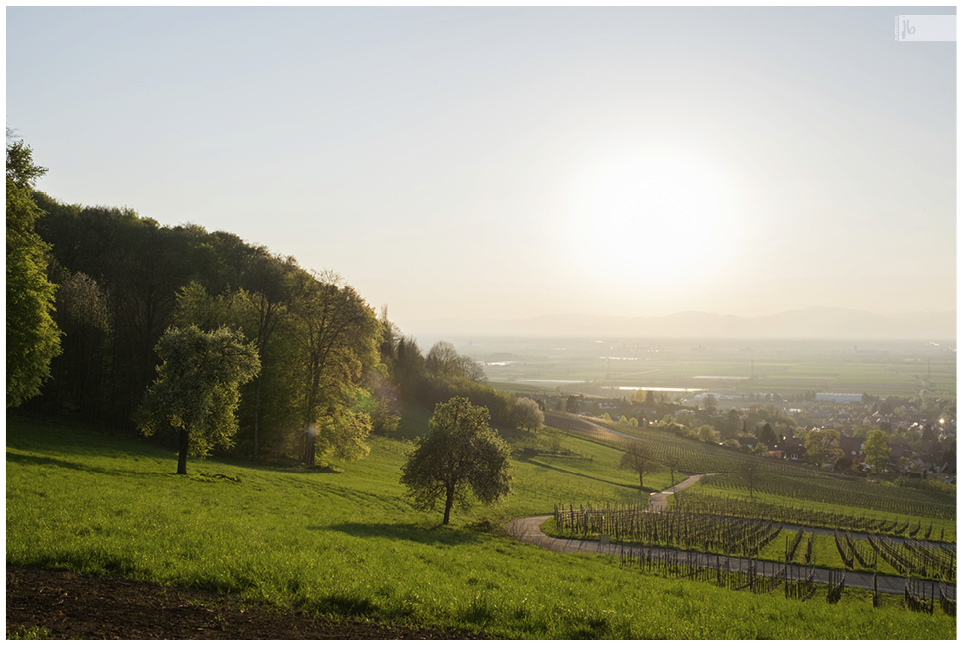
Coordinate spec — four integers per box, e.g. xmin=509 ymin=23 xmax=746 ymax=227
xmin=319 ymin=522 xmax=483 ymax=547
xmin=519 ymin=456 xmax=639 ymax=491
xmin=5 ymin=450 xmax=171 ymax=479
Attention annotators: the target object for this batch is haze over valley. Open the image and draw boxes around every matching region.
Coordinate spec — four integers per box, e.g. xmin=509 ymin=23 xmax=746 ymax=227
xmin=407 ymin=306 xmax=956 ymax=342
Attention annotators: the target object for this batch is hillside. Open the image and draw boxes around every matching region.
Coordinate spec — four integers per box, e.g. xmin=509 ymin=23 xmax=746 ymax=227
xmin=5 ymin=416 xmax=955 ymax=639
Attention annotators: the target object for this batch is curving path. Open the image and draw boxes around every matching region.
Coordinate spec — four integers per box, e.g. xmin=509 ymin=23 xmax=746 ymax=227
xmin=503 ymin=473 xmax=710 ymax=554
xmin=503 ymin=474 xmax=954 ymax=597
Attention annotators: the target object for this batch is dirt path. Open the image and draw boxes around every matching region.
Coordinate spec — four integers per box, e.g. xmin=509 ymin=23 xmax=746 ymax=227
xmin=503 ymin=473 xmax=710 ymax=554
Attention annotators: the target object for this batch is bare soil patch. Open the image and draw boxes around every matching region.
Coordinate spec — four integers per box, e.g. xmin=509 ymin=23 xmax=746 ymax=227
xmin=6 ymin=565 xmax=490 ymax=640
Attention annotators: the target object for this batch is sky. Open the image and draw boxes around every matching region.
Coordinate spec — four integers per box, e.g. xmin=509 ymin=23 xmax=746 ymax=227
xmin=5 ymin=5 xmax=957 ymax=334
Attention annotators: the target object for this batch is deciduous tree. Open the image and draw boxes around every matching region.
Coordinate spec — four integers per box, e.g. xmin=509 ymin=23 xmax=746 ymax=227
xmin=513 ymin=397 xmax=544 ymax=432
xmin=696 ymin=424 xmax=720 ymax=444
xmin=619 ymin=440 xmax=659 ymax=490
xmin=805 ymin=428 xmax=843 ymax=467
xmin=863 ymin=429 xmax=891 ymax=475
xmin=740 ymin=458 xmax=762 ymax=499
xmin=6 ymin=136 xmax=61 ymax=407
xmin=664 ymin=454 xmax=682 ymax=486
xmin=400 ymin=396 xmax=513 ymax=525
xmin=289 ymin=270 xmax=380 ymax=465
xmin=135 ymin=325 xmax=260 ymax=474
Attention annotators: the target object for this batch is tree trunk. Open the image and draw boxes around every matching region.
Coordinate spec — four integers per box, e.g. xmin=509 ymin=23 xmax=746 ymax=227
xmin=253 ymin=375 xmax=262 ymax=460
xmin=177 ymin=429 xmax=189 ymax=475
xmin=443 ymin=484 xmax=455 ymax=525
xmin=303 ymin=427 xmax=316 ymax=465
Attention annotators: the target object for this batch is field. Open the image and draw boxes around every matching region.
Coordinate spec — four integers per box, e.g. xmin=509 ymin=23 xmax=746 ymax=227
xmin=472 ymin=337 xmax=956 ymax=400
xmin=5 ymin=415 xmax=956 ymax=639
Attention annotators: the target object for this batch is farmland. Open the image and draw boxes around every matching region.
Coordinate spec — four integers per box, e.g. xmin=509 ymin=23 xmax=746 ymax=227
xmin=5 ymin=414 xmax=956 ymax=639
xmin=469 ymin=337 xmax=956 ymax=400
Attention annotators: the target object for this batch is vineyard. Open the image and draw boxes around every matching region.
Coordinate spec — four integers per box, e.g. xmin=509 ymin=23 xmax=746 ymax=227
xmin=550 ymin=500 xmax=957 ymax=617
xmin=551 ymin=501 xmax=956 ymax=582
xmin=696 ymin=472 xmax=956 ymax=524
xmin=547 ymin=413 xmax=955 ymax=529
xmin=536 ymin=413 xmax=957 ymax=620
xmin=613 ymin=534 xmax=956 ymax=614
xmin=671 ymin=492 xmax=955 ymax=542
xmin=552 ymin=503 xmax=782 ymax=557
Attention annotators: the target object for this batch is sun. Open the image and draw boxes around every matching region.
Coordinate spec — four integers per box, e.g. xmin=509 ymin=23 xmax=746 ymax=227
xmin=566 ymin=153 xmax=735 ymax=289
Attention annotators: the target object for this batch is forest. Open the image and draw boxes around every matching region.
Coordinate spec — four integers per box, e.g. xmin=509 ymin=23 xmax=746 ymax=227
xmin=8 ymin=139 xmax=533 ymax=467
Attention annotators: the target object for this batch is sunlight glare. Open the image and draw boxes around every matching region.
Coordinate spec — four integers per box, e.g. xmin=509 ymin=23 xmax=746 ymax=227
xmin=568 ymin=154 xmax=735 ymax=290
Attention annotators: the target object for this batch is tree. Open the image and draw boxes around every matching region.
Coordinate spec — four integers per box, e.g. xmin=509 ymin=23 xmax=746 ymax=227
xmin=424 ymin=341 xmax=461 ymax=377
xmin=135 ymin=325 xmax=260 ymax=474
xmin=757 ymin=422 xmax=778 ymax=446
xmin=547 ymin=428 xmax=563 ymax=454
xmin=289 ymin=270 xmax=380 ymax=465
xmin=400 ymin=397 xmax=513 ymax=525
xmin=619 ymin=440 xmax=659 ymax=490
xmin=702 ymin=393 xmax=718 ymax=411
xmin=6 ymin=136 xmax=62 ymax=406
xmin=565 ymin=394 xmax=578 ymax=413
xmin=863 ymin=429 xmax=891 ymax=475
xmin=664 ymin=454 xmax=682 ymax=486
xmin=740 ymin=459 xmax=762 ymax=499
xmin=696 ymin=424 xmax=720 ymax=444
xmin=425 ymin=341 xmax=485 ymax=383
xmin=805 ymin=428 xmax=843 ymax=467
xmin=513 ymin=397 xmax=544 ymax=432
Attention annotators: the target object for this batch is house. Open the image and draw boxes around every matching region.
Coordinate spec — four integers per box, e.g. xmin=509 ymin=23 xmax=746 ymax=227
xmin=776 ymin=439 xmax=806 ymax=462
xmin=838 ymin=436 xmax=862 ymax=461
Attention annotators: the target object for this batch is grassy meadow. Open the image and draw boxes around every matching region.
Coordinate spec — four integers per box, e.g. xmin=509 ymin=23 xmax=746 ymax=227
xmin=5 ymin=415 xmax=956 ymax=639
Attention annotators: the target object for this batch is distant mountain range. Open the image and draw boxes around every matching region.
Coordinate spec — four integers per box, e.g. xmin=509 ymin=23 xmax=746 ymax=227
xmin=404 ymin=307 xmax=956 ymax=341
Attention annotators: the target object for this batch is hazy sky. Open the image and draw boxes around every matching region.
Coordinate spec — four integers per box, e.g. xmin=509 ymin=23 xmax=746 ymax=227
xmin=6 ymin=6 xmax=957 ymax=332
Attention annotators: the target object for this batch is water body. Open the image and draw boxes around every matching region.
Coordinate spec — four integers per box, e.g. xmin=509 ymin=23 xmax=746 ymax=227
xmin=517 ymin=379 xmax=705 ymax=392
xmin=605 ymin=386 xmax=705 ymax=393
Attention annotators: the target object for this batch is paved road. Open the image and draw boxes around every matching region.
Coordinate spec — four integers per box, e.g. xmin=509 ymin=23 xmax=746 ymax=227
xmin=503 ymin=474 xmax=955 ymax=597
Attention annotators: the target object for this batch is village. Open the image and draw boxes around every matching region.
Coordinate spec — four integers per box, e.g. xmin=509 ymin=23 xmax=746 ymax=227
xmin=552 ymin=389 xmax=957 ymax=480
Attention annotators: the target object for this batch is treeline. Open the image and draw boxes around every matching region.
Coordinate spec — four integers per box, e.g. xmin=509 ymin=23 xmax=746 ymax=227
xmin=18 ymin=189 xmax=532 ymax=464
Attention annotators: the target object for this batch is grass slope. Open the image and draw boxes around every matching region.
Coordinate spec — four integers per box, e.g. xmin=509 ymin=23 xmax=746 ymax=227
xmin=5 ymin=417 xmax=955 ymax=639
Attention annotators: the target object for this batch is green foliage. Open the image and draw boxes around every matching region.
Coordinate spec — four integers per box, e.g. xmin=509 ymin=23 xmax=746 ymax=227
xmin=805 ymin=429 xmax=843 ymax=467
xmin=400 ymin=397 xmax=513 ymax=524
xmin=695 ymin=424 xmax=720 ymax=444
xmin=862 ymin=430 xmax=890 ymax=475
xmin=7 ymin=626 xmax=52 ymax=640
xmin=136 ymin=325 xmax=260 ymax=473
xmin=6 ymin=137 xmax=61 ymax=407
xmin=289 ymin=271 xmax=381 ymax=464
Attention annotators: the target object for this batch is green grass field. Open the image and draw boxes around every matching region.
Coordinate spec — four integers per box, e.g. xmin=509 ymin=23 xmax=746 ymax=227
xmin=5 ymin=416 xmax=956 ymax=639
